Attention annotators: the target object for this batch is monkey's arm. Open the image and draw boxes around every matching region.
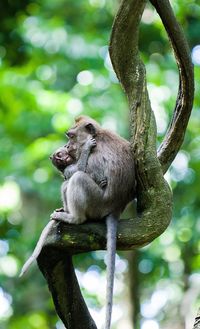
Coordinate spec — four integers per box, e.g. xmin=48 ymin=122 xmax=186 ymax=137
xmin=63 ymin=137 xmax=96 ymax=179
xmin=76 ymin=137 xmax=96 ymax=172
xmin=65 ymin=136 xmax=107 ymax=188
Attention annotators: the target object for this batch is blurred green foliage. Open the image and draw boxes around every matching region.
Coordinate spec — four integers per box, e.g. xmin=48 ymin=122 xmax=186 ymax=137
xmin=0 ymin=0 xmax=199 ymax=328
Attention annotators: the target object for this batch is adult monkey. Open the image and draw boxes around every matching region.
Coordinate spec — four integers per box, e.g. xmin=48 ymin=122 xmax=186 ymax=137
xmin=51 ymin=115 xmax=135 ymax=329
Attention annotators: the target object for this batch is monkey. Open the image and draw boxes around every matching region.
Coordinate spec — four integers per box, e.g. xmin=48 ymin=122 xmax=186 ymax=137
xmin=51 ymin=115 xmax=136 ymax=329
xmin=51 ymin=116 xmax=135 ymax=222
xmin=19 ymin=136 xmax=99 ymax=277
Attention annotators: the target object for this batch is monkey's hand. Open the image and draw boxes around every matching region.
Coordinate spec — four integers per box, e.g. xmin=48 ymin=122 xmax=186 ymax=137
xmin=99 ymin=177 xmax=107 ymax=189
xmin=85 ymin=136 xmax=97 ymax=150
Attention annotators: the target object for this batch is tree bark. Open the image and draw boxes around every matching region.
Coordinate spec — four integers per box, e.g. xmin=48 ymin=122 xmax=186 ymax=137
xmin=38 ymin=247 xmax=97 ymax=329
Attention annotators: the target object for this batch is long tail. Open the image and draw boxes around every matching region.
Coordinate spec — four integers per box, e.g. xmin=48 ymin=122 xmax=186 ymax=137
xmin=105 ymin=214 xmax=118 ymax=329
xmin=19 ymin=220 xmax=55 ymax=277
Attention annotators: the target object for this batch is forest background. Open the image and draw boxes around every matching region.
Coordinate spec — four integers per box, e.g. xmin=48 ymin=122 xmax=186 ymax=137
xmin=0 ymin=0 xmax=200 ymax=328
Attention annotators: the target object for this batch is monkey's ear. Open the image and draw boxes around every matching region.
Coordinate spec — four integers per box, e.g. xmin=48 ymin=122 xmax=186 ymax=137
xmin=85 ymin=123 xmax=96 ymax=136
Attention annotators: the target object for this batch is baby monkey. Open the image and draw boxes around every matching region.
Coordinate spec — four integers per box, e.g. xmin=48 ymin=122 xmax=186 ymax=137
xmin=19 ymin=136 xmax=103 ymax=277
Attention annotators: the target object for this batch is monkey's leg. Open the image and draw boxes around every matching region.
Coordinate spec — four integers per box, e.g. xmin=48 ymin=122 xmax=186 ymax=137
xmin=61 ymin=181 xmax=68 ymax=212
xmin=67 ymin=171 xmax=105 ymax=221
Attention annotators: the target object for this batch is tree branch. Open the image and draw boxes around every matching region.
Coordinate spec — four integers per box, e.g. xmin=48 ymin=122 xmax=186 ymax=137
xmin=37 ymin=207 xmax=172 ymax=254
xmin=149 ymin=0 xmax=194 ymax=173
xmin=109 ymin=0 xmax=172 ymax=215
xmin=37 ymin=248 xmax=97 ymax=329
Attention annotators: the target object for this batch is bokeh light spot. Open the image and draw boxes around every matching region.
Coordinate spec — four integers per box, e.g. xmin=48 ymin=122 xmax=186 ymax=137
xmin=67 ymin=98 xmax=83 ymax=115
xmin=0 ymin=255 xmax=18 ymax=277
xmin=192 ymin=45 xmax=200 ymax=65
xmin=33 ymin=168 xmax=49 ymax=183
xmin=0 ymin=181 xmax=21 ymax=212
xmin=0 ymin=288 xmax=12 ymax=319
xmin=0 ymin=240 xmax=9 ymax=257
xmin=77 ymin=70 xmax=94 ymax=86
xmin=141 ymin=320 xmax=159 ymax=329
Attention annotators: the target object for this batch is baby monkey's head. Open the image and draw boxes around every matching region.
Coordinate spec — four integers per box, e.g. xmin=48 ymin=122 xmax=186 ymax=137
xmin=50 ymin=143 xmax=75 ymax=172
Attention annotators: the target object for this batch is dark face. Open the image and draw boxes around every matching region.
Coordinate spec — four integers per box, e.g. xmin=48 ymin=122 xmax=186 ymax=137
xmin=50 ymin=143 xmax=75 ymax=172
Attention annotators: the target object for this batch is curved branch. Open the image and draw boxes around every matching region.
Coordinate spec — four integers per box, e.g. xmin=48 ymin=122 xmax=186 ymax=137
xmin=109 ymin=0 xmax=172 ymax=214
xmin=38 ymin=203 xmax=172 ymax=253
xmin=150 ymin=0 xmax=194 ymax=173
xmin=37 ymin=248 xmax=97 ymax=329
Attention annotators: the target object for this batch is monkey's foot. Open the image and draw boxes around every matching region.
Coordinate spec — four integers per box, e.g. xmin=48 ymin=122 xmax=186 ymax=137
xmin=50 ymin=211 xmax=75 ymax=223
xmin=50 ymin=211 xmax=86 ymax=224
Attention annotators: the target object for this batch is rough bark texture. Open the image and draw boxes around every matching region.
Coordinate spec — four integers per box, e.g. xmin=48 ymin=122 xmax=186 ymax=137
xmin=37 ymin=0 xmax=194 ymax=328
xmin=38 ymin=247 xmax=97 ymax=329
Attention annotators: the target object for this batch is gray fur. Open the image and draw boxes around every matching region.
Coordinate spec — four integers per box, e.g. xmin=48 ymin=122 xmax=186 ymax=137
xmin=105 ymin=214 xmax=118 ymax=329
xmin=19 ymin=220 xmax=56 ymax=277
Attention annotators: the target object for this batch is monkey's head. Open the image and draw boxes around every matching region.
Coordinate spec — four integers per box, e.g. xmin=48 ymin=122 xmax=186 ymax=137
xmin=50 ymin=143 xmax=75 ymax=172
xmin=66 ymin=116 xmax=100 ymax=157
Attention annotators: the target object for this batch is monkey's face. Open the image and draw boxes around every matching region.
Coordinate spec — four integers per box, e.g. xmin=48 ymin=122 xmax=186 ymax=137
xmin=50 ymin=144 xmax=75 ymax=172
xmin=66 ymin=118 xmax=97 ymax=158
